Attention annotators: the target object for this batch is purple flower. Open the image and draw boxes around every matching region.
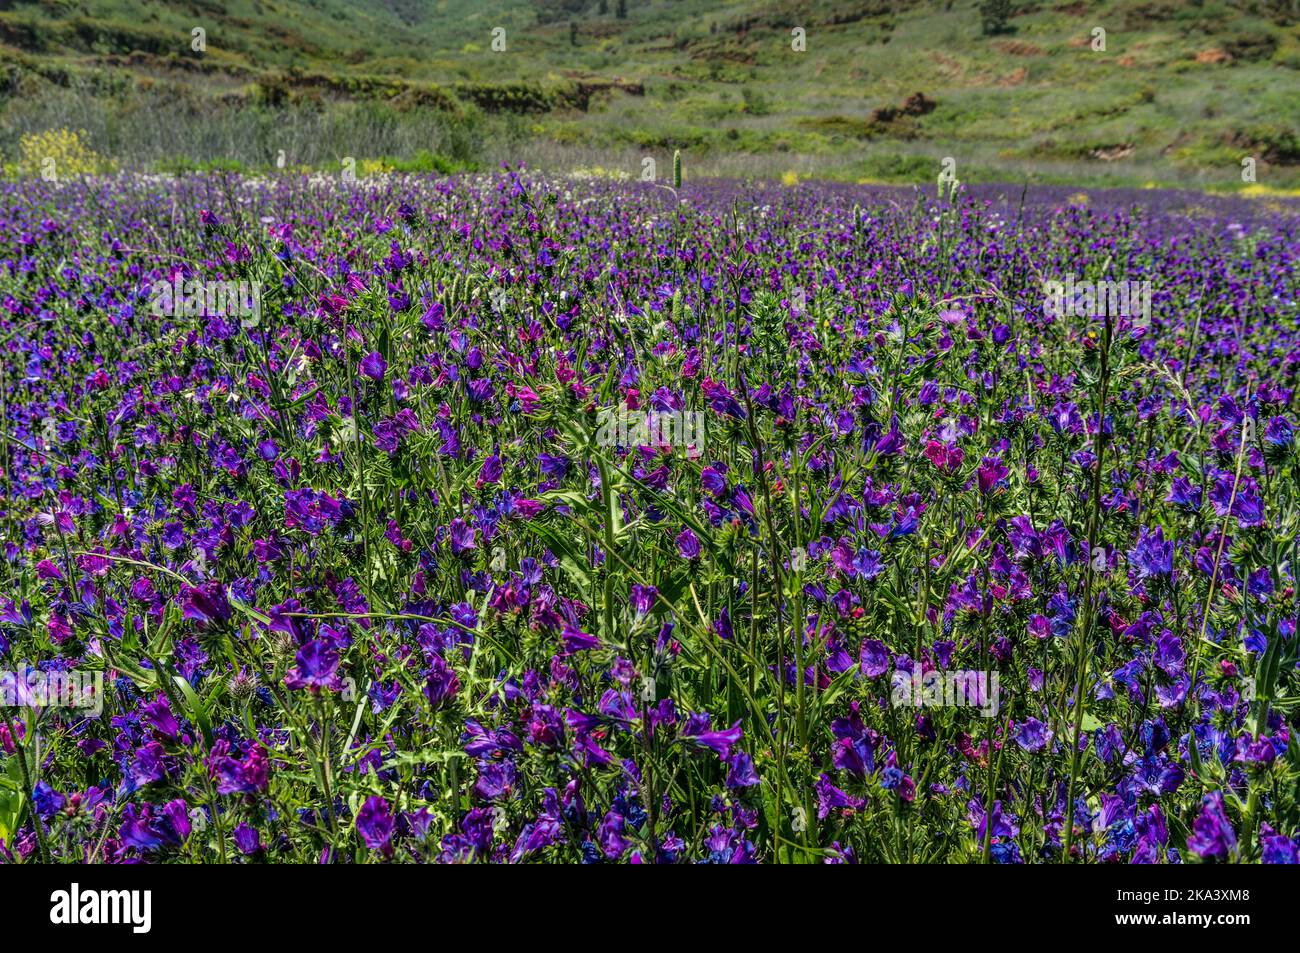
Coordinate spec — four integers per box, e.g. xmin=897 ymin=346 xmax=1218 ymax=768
xmin=630 ymin=584 xmax=657 ymax=616
xmin=816 ymin=773 xmax=865 ymax=819
xmin=1014 ymin=717 xmax=1050 ymax=752
xmin=675 ymin=526 xmax=701 ymax=560
xmin=1153 ymin=632 xmax=1185 ymax=676
xmin=713 ymin=607 xmax=733 ymax=641
xmin=1167 ymin=477 xmax=1202 ymax=511
xmin=1210 ymin=472 xmax=1265 ymax=528
xmin=1131 ymin=755 xmax=1185 ymax=796
xmin=477 ymin=453 xmax=503 ymax=488
xmin=131 ymin=741 xmax=172 ymax=785
xmin=475 ymin=760 xmax=517 ymax=801
xmin=681 ymin=715 xmax=742 ymax=759
xmin=969 ymin=799 xmax=1019 ymax=843
xmin=211 ymin=743 xmax=270 ymax=795
xmin=233 ymin=822 xmax=264 ymax=855
xmin=119 ymin=800 xmax=191 ymax=852
xmin=726 ymin=751 xmax=760 ymax=788
xmin=424 ymin=653 xmax=460 ymax=710
xmin=449 ymin=518 xmax=477 ymax=554
xmin=1129 ymin=526 xmax=1173 ymax=579
xmin=1186 ymin=792 xmax=1237 ymax=860
xmin=561 ymin=623 xmax=601 ymax=654
xmin=357 ymin=795 xmax=394 ymax=854
xmin=1261 ymin=825 xmax=1299 ymax=864
xmin=859 ymin=639 xmax=889 ymax=678
xmin=32 ymin=781 xmax=64 ymax=820
xmin=1265 ymin=416 xmax=1293 ymax=447
xmin=283 ymin=640 xmax=346 ymax=692
xmin=141 ymin=696 xmax=180 ymax=741
xmin=1234 ymin=735 xmax=1276 ymax=764
xmin=853 ymin=548 xmax=883 ymax=579
xmin=360 ymin=351 xmax=387 ymax=381
xmin=831 ymin=707 xmax=876 ymax=778
xmin=597 ymin=809 xmax=629 ymax=860
xmin=180 ymin=581 xmax=232 ymax=628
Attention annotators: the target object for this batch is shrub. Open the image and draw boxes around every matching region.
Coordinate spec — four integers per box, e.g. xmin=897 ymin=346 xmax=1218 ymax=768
xmin=980 ymin=0 xmax=1015 ymax=36
xmin=17 ymin=127 xmax=109 ymax=178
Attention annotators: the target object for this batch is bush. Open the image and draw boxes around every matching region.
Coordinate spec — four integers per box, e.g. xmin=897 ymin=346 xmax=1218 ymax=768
xmin=17 ymin=127 xmax=110 ymax=178
xmin=381 ymin=150 xmax=480 ymax=174
xmin=980 ymin=0 xmax=1015 ymax=36
xmin=1223 ymin=32 xmax=1279 ymax=63
xmin=156 ymin=156 xmax=248 ymax=174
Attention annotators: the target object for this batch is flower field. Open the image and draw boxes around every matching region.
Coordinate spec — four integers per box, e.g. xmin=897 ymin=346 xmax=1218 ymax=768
xmin=1 ymin=171 xmax=1298 ymax=864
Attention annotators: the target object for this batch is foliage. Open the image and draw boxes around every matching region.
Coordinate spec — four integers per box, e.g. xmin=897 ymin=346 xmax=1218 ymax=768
xmin=0 ymin=172 xmax=1298 ymax=864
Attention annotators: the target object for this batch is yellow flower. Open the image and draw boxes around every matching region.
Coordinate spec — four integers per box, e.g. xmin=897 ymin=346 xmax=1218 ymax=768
xmin=360 ymin=158 xmax=393 ymax=176
xmin=17 ymin=128 xmax=110 ymax=178
xmin=1240 ymin=184 xmax=1300 ymax=198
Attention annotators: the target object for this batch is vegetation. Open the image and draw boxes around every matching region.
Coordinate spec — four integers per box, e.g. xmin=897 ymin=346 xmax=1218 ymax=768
xmin=0 ymin=1 xmax=1298 ymax=187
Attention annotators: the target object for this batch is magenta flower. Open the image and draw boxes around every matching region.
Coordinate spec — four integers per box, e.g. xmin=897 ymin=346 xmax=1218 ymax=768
xmin=977 ymin=455 xmax=1008 ymax=493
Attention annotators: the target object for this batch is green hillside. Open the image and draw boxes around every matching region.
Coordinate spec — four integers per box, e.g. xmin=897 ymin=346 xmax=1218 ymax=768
xmin=2 ymin=0 xmax=1298 ymax=188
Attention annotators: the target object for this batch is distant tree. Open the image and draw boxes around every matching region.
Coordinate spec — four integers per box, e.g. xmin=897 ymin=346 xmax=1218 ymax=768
xmin=599 ymin=0 xmax=608 ymax=14
xmin=980 ymin=0 xmax=1014 ymax=35
xmin=616 ymin=0 xmax=627 ymax=20
xmin=570 ymin=21 xmax=578 ymax=45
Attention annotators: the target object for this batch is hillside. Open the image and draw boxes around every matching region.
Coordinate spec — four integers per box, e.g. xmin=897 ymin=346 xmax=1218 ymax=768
xmin=1 ymin=0 xmax=1298 ymax=187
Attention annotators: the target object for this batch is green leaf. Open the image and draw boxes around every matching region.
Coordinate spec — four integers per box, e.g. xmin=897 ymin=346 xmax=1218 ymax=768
xmin=174 ymin=675 xmax=214 ymax=749
xmin=528 ymin=521 xmax=594 ymax=592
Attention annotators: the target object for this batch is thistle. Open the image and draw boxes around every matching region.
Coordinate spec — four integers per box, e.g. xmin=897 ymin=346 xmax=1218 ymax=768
xmin=229 ymin=667 xmax=259 ymax=704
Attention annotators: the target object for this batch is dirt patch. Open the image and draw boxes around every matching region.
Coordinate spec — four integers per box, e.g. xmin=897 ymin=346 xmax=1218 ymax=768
xmin=1195 ymin=49 xmax=1233 ymax=65
xmin=1090 ymin=144 xmax=1135 ymax=161
xmin=929 ymin=51 xmax=964 ymax=81
xmin=999 ymin=67 xmax=1029 ymax=86
xmin=993 ymin=40 xmax=1044 ymax=56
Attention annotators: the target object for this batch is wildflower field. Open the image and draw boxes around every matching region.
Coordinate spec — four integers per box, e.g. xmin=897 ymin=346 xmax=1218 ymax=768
xmin=1 ymin=170 xmax=1299 ymax=865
